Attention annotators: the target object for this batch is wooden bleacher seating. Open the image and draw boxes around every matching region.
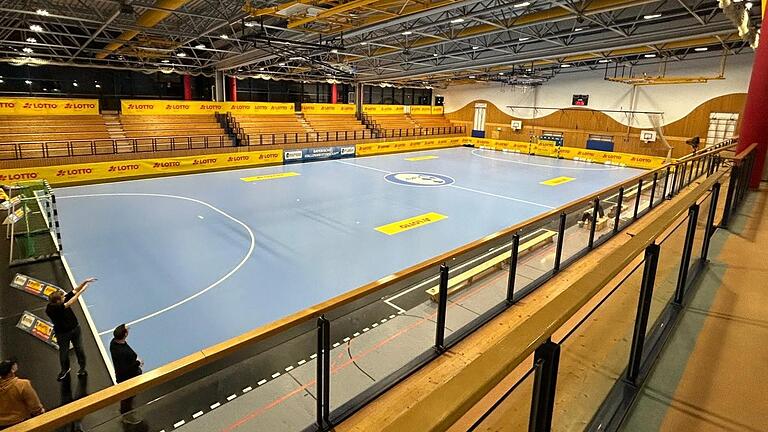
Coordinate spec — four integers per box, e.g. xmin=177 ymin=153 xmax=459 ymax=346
xmin=411 ymin=114 xmax=454 ymax=130
xmin=368 ymin=114 xmax=418 ymax=131
xmin=303 ymin=114 xmax=367 ymax=132
xmin=120 ymin=115 xmax=225 ymax=138
xmin=425 ymin=229 xmax=557 ymax=301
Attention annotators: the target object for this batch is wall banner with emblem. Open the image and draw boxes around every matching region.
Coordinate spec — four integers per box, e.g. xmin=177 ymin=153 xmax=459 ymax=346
xmin=11 ymin=273 xmax=65 ymax=300
xmin=16 ymin=311 xmax=59 ymax=349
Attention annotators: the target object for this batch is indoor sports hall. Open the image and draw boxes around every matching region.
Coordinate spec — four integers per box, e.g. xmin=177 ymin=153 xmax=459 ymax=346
xmin=0 ymin=1 xmax=766 ymax=432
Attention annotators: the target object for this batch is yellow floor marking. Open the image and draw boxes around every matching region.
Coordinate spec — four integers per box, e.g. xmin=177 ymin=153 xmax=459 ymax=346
xmin=375 ymin=212 xmax=447 ymax=235
xmin=540 ymin=176 xmax=575 ymax=186
xmin=405 ymin=155 xmax=439 ymax=161
xmin=241 ymin=172 xmax=300 ymax=182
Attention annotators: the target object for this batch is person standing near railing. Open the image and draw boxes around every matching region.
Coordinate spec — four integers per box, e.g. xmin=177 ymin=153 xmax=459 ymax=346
xmin=0 ymin=359 xmax=44 ymax=430
xmin=46 ymin=278 xmax=97 ymax=381
xmin=109 ymin=324 xmax=143 ymax=425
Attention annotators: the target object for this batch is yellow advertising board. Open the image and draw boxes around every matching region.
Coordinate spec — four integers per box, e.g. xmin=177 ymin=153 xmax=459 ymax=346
xmin=432 ymin=106 xmax=444 ymax=115
xmin=0 ymin=149 xmax=282 ymax=186
xmin=467 ymin=137 xmax=666 ymax=170
xmin=301 ymin=103 xmax=356 ymax=115
xmin=409 ymin=106 xmax=433 ymax=115
xmin=0 ymin=98 xmax=99 ymax=116
xmin=356 ymin=136 xmax=464 ymax=156
xmin=362 ymin=104 xmax=405 ymax=115
xmin=121 ymin=100 xmax=295 ymax=116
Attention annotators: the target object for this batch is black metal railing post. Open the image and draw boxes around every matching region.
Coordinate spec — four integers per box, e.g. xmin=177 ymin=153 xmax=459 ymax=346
xmin=316 ymin=316 xmax=331 ymax=430
xmin=648 ymin=172 xmax=658 ymax=209
xmin=633 ymin=179 xmax=643 ymax=219
xmin=435 ymin=263 xmax=449 ymax=352
xmin=506 ymin=234 xmax=520 ymax=304
xmin=553 ymin=212 xmax=567 ymax=273
xmin=721 ymin=163 xmax=740 ymax=228
xmin=626 ymin=243 xmax=660 ymax=384
xmin=528 ymin=339 xmax=560 ymax=432
xmin=674 ymin=204 xmax=700 ymax=305
xmin=662 ymin=166 xmax=671 ymax=199
xmin=701 ymin=182 xmax=721 ymax=262
xmin=613 ymin=187 xmax=624 ymax=233
xmin=588 ymin=198 xmax=600 ymax=249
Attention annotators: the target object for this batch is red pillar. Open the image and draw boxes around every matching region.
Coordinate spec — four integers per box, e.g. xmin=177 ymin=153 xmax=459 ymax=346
xmin=331 ymin=83 xmax=338 ymax=104
xmin=183 ymin=75 xmax=192 ymax=100
xmin=229 ymin=76 xmax=238 ymax=102
xmin=738 ymin=29 xmax=768 ymax=187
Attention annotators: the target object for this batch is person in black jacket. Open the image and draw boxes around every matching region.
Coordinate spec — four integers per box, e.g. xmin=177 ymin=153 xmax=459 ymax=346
xmin=46 ymin=277 xmax=97 ymax=381
xmin=109 ymin=324 xmax=143 ymax=425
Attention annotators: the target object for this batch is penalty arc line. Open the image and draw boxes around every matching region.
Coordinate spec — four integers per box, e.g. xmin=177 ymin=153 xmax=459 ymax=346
xmin=58 ymin=193 xmax=255 ymax=335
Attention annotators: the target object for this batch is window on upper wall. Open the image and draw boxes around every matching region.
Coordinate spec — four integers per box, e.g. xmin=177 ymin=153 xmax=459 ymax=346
xmin=706 ymin=112 xmax=738 ymax=146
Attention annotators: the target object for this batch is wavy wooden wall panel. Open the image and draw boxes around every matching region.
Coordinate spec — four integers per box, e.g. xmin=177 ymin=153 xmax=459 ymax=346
xmin=446 ymin=94 xmax=746 ymax=158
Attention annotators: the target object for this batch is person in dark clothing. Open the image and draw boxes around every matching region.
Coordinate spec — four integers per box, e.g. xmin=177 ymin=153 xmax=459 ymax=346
xmin=686 ymin=136 xmax=701 ymax=153
xmin=580 ymin=203 xmax=606 ymax=224
xmin=46 ymin=278 xmax=96 ymax=382
xmin=109 ymin=324 xmax=143 ymax=425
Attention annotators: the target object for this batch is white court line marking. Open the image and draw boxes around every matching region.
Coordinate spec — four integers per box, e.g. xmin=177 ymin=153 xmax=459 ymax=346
xmin=272 ymin=372 xmax=281 ymax=378
xmin=227 ymin=394 xmax=237 ymax=401
xmin=192 ymin=411 xmax=204 ymax=419
xmin=297 ymin=359 xmax=307 ymax=366
xmin=335 ymin=159 xmax=392 ymax=174
xmin=174 ymin=420 xmax=185 ymax=428
xmin=470 ymin=148 xmax=623 ymax=171
xmin=448 ymin=184 xmax=554 ymax=209
xmin=285 ymin=366 xmax=294 ymax=372
xmin=59 ymin=193 xmax=256 ymax=335
xmin=210 ymin=402 xmax=221 ymax=409
xmin=338 ymin=157 xmax=552 ymax=209
xmin=243 ymin=386 xmax=253 ymax=393
xmin=257 ymin=379 xmax=267 ymax=386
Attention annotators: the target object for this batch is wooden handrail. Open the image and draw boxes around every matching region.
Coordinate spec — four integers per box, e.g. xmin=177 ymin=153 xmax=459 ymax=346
xmin=7 ymin=139 xmax=734 ymax=432
xmin=732 ymin=142 xmax=758 ymax=161
xmin=375 ymin=169 xmax=728 ymax=432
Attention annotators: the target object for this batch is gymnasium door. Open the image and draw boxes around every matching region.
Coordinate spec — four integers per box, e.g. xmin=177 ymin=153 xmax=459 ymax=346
xmin=472 ymin=102 xmax=487 ymax=138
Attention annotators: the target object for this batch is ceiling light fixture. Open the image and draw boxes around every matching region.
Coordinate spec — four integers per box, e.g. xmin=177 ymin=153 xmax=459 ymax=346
xmin=574 ymin=27 xmax=584 ymax=31
xmin=220 ymin=34 xmax=229 ymax=39
xmin=29 ymin=24 xmax=43 ymax=32
xmin=514 ymin=2 xmax=531 ymax=7
xmin=176 ymin=52 xmax=187 ymax=57
xmin=25 ymin=80 xmax=32 ymax=85
xmin=643 ymin=13 xmax=662 ymax=19
xmin=468 ymin=75 xmax=476 ymax=78
xmin=360 ymin=42 xmax=367 ymax=45
xmin=598 ymin=59 xmax=611 ymax=63
xmin=22 ymin=47 xmax=33 ymax=53
xmin=36 ymin=9 xmax=49 ymax=15
xmin=244 ymin=21 xmax=257 ymax=27
xmin=73 ymin=82 xmax=78 ymax=87
xmin=402 ymin=31 xmax=413 ymax=35
xmin=499 ymin=72 xmax=504 ymax=75
xmin=560 ymin=64 xmax=572 ymax=68
xmin=694 ymin=47 xmax=708 ymax=52
xmin=745 ymin=1 xmax=753 ymax=9
xmin=450 ymin=18 xmax=465 ymax=24
xmin=331 ymin=49 xmax=339 ymax=53
xmin=433 ymin=53 xmax=439 ymax=57
xmin=161 ymin=59 xmax=170 ymax=63
xmin=644 ymin=53 xmax=657 ymax=58
xmin=278 ymin=62 xmax=286 ymax=66
xmin=195 ymin=44 xmax=205 ymax=49
xmin=95 ymin=84 xmax=101 ymax=88
xmin=472 ymin=46 xmax=479 ymax=49
xmin=519 ymin=37 xmax=530 ymax=41
xmin=26 ymin=38 xmax=37 ymax=43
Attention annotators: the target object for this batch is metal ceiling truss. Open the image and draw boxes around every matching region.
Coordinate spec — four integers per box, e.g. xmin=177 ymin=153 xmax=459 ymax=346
xmin=0 ymin=0 xmax=760 ymax=85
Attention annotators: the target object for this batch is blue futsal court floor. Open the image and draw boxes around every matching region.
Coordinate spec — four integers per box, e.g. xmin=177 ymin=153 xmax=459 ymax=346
xmin=55 ymin=146 xmax=644 ymax=373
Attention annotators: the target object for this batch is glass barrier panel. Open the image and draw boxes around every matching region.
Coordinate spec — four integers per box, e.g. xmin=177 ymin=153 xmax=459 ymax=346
xmin=467 ymin=364 xmax=535 ymax=431
xmin=594 ymin=186 xmax=622 ymax=246
xmin=654 ymin=170 xmax=669 ymax=206
xmin=618 ymin=179 xmax=641 ymax=230
xmin=690 ymin=192 xmax=712 ymax=270
xmin=326 ymin=266 xmax=441 ymax=417
xmin=82 ymin=319 xmax=320 ymax=432
xmin=559 ymin=203 xmax=593 ymax=266
xmin=444 ymin=235 xmax=516 ymax=338
xmin=635 ymin=174 xmax=655 ymax=217
xmin=645 ymin=214 xmax=688 ymax=336
xmin=551 ymin=253 xmax=645 ymax=431
xmin=514 ymin=215 xmax=560 ymax=297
